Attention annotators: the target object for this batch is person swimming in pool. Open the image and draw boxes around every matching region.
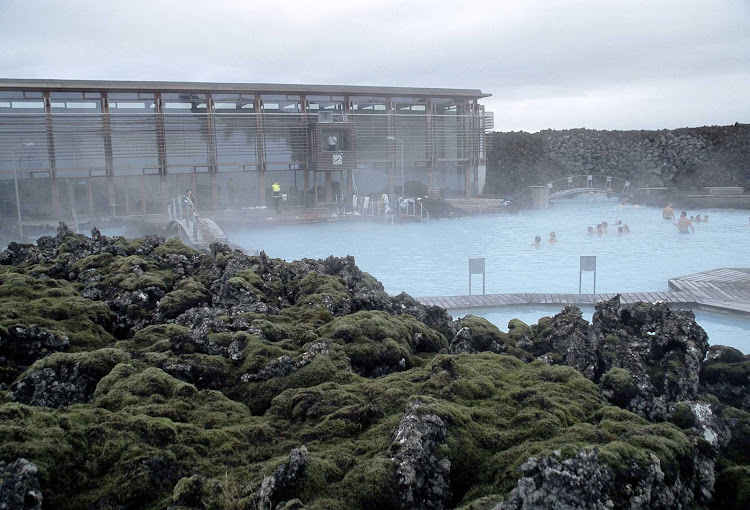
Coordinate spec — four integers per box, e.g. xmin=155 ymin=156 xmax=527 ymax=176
xmin=694 ymin=214 xmax=702 ymax=222
xmin=676 ymin=211 xmax=694 ymax=233
xmin=587 ymin=226 xmax=595 ymax=235
xmin=532 ymin=235 xmax=542 ymax=247
xmin=663 ymin=203 xmax=675 ymax=220
xmin=548 ymin=231 xmax=557 ymax=243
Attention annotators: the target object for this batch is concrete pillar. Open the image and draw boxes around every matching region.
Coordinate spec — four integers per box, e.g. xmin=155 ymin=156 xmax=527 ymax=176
xmin=528 ymin=186 xmax=550 ymax=209
xmin=464 ymin=166 xmax=471 ymax=198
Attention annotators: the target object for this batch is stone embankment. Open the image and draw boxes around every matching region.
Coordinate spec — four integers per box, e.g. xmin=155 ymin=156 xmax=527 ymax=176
xmin=485 ymin=123 xmax=750 ymax=198
xmin=1 ymin=224 xmax=750 ymax=509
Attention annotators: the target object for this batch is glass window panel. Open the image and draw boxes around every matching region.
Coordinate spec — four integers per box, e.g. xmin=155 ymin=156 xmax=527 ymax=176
xmin=109 ymin=92 xmax=138 ymax=100
xmin=162 ymin=93 xmax=206 ymax=101
xmin=23 ymin=92 xmax=43 ymax=98
xmin=51 ymin=100 xmax=102 ymax=112
xmin=112 ymin=102 xmax=145 ymax=109
xmin=51 ymin=92 xmax=84 ymax=99
xmin=165 ymin=102 xmax=194 ymax=109
xmin=12 ymin=101 xmax=45 ymax=109
xmin=70 ymin=102 xmax=98 ymax=109
xmin=322 ymin=129 xmax=350 ymax=151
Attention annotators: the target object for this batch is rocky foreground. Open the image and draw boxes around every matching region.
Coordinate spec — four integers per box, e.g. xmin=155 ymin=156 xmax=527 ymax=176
xmin=1 ymin=225 xmax=749 ymax=509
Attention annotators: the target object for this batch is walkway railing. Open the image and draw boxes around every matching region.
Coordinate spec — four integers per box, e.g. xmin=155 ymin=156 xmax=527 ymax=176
xmin=352 ymin=194 xmax=428 ymax=222
xmin=168 ymin=195 xmax=199 ymax=241
xmin=546 ymin=174 xmax=631 ymax=199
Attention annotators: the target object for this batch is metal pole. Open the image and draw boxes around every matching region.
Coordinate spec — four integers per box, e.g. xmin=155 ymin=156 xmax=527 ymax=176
xmin=400 ymin=139 xmax=404 ymax=197
xmin=13 ymin=156 xmax=23 ymax=239
xmin=593 ymin=270 xmax=596 ymax=296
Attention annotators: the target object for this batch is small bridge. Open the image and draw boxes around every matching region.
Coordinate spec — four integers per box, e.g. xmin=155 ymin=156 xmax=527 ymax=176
xmin=166 ymin=196 xmax=228 ymax=250
xmin=546 ymin=175 xmax=631 ymax=200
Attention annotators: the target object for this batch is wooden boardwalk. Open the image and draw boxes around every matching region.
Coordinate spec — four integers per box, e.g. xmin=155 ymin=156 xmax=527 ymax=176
xmin=417 ymin=268 xmax=750 ymax=316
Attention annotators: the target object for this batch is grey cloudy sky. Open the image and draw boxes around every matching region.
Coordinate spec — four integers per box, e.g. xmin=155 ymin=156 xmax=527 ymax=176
xmin=1 ymin=0 xmax=748 ymax=132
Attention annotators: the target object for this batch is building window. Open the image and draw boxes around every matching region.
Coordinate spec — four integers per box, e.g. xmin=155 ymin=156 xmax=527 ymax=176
xmin=323 ymin=129 xmax=349 ymax=151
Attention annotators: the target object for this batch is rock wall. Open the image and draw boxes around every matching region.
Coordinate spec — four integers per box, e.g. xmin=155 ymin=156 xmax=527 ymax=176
xmin=485 ymin=123 xmax=750 ymax=196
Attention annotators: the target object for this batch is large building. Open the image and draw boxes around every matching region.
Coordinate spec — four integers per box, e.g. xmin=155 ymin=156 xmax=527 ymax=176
xmin=0 ymin=79 xmax=491 ymax=222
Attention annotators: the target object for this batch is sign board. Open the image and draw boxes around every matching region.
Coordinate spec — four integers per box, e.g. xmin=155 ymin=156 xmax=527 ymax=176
xmin=580 ymin=256 xmax=596 ymax=272
xmin=469 ymin=258 xmax=485 ymax=274
xmin=469 ymin=258 xmax=486 ymax=302
xmin=579 ymin=256 xmax=597 ymax=294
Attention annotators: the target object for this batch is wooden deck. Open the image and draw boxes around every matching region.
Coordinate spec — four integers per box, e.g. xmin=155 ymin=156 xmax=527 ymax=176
xmin=417 ymin=268 xmax=750 ymax=316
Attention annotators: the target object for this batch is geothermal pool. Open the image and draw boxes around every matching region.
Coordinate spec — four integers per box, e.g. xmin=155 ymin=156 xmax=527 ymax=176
xmin=226 ymin=195 xmax=750 ymax=350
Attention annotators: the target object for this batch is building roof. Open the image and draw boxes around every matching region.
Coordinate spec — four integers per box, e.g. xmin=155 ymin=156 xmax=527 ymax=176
xmin=0 ymin=78 xmax=490 ymax=99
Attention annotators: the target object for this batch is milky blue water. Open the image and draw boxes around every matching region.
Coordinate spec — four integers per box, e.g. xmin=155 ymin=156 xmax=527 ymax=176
xmin=226 ymin=195 xmax=750 ymax=351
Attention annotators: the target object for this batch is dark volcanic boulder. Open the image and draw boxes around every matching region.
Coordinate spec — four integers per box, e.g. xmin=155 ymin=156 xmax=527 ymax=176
xmin=171 ymin=475 xmax=223 ymax=509
xmin=0 ymin=325 xmax=69 ymax=367
xmin=527 ymin=305 xmax=600 ymax=379
xmin=256 ymin=446 xmax=308 ymax=510
xmin=0 ymin=458 xmax=43 ymax=510
xmin=389 ymin=399 xmax=451 ymax=510
xmin=498 ymin=447 xmax=697 ymax=510
xmin=497 ymin=450 xmax=614 ymax=509
xmin=528 ymin=297 xmax=709 ymax=421
xmin=700 ymin=345 xmax=750 ymax=412
xmin=11 ymin=348 xmax=130 ymax=407
xmin=449 ymin=315 xmax=508 ymax=355
xmin=593 ymin=297 xmax=709 ymax=421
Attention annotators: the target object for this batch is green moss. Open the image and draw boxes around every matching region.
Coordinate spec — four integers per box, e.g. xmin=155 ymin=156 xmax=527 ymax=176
xmin=113 ymin=236 xmax=146 ymax=255
xmin=93 ymin=365 xmax=190 ymax=411
xmin=714 ymin=466 xmax=750 ymax=510
xmin=116 ymin=324 xmax=189 ymax=351
xmin=506 ymin=318 xmax=530 ymax=344
xmin=0 ymin=243 xmax=713 ymax=509
xmin=154 ymin=237 xmax=202 ymax=258
xmin=670 ymin=402 xmax=697 ymax=429
xmin=157 ymin=278 xmax=209 ymax=319
xmin=461 ymin=315 xmax=515 ymax=349
xmin=601 ymin=367 xmax=636 ymax=405
xmin=702 ymin=359 xmax=750 ymax=386
xmin=0 ymin=272 xmax=114 ymax=354
xmin=25 ymin=347 xmax=130 ymax=379
xmin=338 ymin=455 xmax=399 ymax=510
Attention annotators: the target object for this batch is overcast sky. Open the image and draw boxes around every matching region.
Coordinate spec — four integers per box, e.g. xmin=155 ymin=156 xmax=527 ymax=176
xmin=1 ymin=0 xmax=748 ymax=132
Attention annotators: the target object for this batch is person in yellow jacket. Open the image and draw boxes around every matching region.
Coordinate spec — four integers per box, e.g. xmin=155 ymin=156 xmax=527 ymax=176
xmin=272 ymin=181 xmax=282 ymax=214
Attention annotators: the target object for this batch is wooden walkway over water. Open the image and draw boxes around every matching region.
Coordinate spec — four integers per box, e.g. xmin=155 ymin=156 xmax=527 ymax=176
xmin=417 ymin=268 xmax=750 ymax=316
